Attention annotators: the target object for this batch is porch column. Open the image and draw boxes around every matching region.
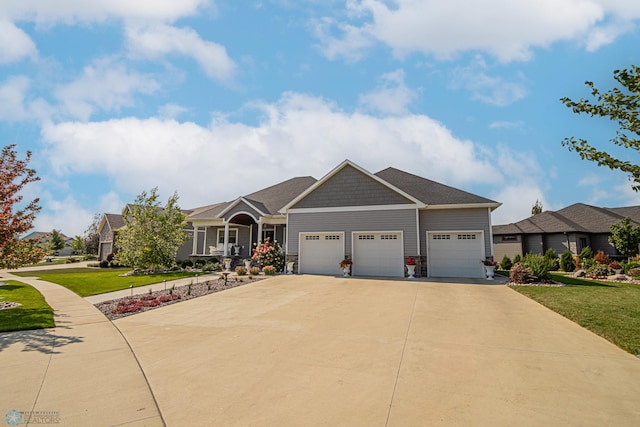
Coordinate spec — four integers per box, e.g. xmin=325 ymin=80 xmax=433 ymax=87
xmin=192 ymin=226 xmax=199 ymax=255
xmin=257 ymin=221 xmax=263 ymax=243
xmin=223 ymin=222 xmax=230 ymax=257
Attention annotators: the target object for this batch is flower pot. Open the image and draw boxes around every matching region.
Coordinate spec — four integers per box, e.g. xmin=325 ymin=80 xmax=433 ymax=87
xmin=244 ymin=260 xmax=252 ymax=270
xmin=484 ymin=265 xmax=495 ymax=280
xmin=406 ymin=264 xmax=416 ymax=279
xmin=342 ymin=266 xmax=351 ymax=277
xmin=223 ymin=258 xmax=232 ymax=271
xmin=287 ymin=261 xmax=295 ymax=275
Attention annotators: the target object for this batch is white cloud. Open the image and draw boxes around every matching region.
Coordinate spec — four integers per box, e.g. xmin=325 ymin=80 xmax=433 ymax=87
xmin=0 ymin=0 xmax=208 ymax=25
xmin=490 ymin=183 xmax=547 ymax=224
xmin=54 ymin=57 xmax=160 ymax=121
xmin=126 ymin=24 xmax=237 ymax=82
xmin=158 ymin=103 xmax=188 ymax=120
xmin=40 ymin=92 xmax=501 ymax=209
xmin=0 ymin=19 xmax=37 ymax=63
xmin=33 ymin=194 xmax=95 ymax=237
xmin=450 ymin=57 xmax=528 ymax=106
xmin=315 ymin=0 xmax=640 ymax=62
xmin=489 ymin=120 xmax=524 ymax=129
xmin=0 ymin=76 xmax=30 ymax=121
xmin=359 ymin=69 xmax=416 ymax=115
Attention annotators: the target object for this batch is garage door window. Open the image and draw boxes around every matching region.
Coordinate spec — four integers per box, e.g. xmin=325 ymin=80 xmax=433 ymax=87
xmin=432 ymin=234 xmax=451 ymax=240
xmin=325 ymin=235 xmax=341 ymax=240
xmin=457 ymin=234 xmax=476 ymax=240
xmin=305 ymin=235 xmax=320 ymax=240
xmin=358 ymin=234 xmax=375 ymax=240
xmin=380 ymin=234 xmax=398 ymax=240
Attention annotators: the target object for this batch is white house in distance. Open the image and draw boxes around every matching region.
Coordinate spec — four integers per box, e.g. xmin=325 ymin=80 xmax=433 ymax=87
xmin=99 ymin=160 xmax=501 ymax=278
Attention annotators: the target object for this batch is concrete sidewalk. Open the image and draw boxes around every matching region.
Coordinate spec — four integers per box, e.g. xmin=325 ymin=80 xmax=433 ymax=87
xmin=0 ymin=271 xmax=164 ymax=426
xmin=116 ymin=275 xmax=640 ymax=426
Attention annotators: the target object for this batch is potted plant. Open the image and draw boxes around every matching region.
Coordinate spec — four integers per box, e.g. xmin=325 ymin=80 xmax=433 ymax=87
xmin=482 ymin=259 xmax=496 ymax=280
xmin=406 ymin=257 xmax=417 ymax=279
xmin=339 ymin=258 xmax=352 ymax=276
xmin=223 ymin=258 xmax=233 ymax=271
xmin=243 ymin=258 xmax=252 ymax=269
xmin=286 ymin=260 xmax=295 ymax=274
xmin=609 ymin=261 xmax=622 ymax=274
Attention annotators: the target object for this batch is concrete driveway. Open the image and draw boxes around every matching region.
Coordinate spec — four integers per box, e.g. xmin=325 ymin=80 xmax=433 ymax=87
xmin=116 ymin=275 xmax=640 ymax=426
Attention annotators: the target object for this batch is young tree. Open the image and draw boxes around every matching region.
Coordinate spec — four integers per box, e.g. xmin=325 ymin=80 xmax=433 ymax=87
xmin=0 ymin=145 xmax=45 ymax=268
xmin=48 ymin=229 xmax=65 ymax=254
xmin=561 ymin=65 xmax=640 ymax=190
xmin=114 ymin=188 xmax=188 ymax=271
xmin=71 ymin=235 xmax=84 ymax=255
xmin=83 ymin=213 xmax=101 ymax=255
xmin=609 ymin=217 xmax=640 ymax=258
xmin=531 ymin=199 xmax=543 ymax=215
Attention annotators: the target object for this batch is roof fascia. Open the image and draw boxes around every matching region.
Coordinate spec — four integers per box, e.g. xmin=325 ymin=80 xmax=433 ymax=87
xmin=424 ymin=202 xmax=502 ymax=211
xmin=217 ymin=197 xmax=267 ymax=219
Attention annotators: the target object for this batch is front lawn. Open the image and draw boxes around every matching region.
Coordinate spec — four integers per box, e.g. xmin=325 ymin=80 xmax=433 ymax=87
xmin=12 ymin=268 xmax=203 ymax=297
xmin=0 ymin=280 xmax=55 ymax=332
xmin=511 ymin=273 xmax=640 ymax=355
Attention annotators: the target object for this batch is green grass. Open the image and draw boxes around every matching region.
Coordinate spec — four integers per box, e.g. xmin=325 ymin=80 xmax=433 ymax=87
xmin=0 ymin=280 xmax=55 ymax=332
xmin=12 ymin=268 xmax=202 ymax=297
xmin=511 ymin=272 xmax=640 ymax=355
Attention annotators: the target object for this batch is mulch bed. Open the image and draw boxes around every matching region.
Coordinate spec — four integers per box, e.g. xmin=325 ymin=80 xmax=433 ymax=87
xmin=95 ymin=275 xmax=267 ymax=320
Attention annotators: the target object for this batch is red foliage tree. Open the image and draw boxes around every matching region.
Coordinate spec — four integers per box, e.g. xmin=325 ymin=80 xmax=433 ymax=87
xmin=0 ymin=145 xmax=45 ymax=268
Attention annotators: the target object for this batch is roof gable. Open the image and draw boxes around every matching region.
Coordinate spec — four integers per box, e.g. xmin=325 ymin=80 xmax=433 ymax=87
xmin=283 ymin=160 xmax=421 ymax=211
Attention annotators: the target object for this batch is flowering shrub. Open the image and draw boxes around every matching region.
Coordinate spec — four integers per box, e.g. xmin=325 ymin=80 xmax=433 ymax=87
xmin=594 ymin=250 xmax=610 ymax=265
xmin=249 ymin=267 xmax=261 ymax=275
xmin=609 ymin=261 xmax=622 ymax=270
xmin=406 ymin=258 xmax=416 ymax=265
xmin=262 ymin=265 xmax=276 ymax=275
xmin=587 ymin=263 xmax=611 ymax=278
xmin=339 ymin=259 xmax=352 ymax=268
xmin=509 ymin=262 xmax=533 ymax=284
xmin=627 ymin=267 xmax=640 ymax=278
xmin=252 ymin=238 xmax=284 ymax=271
xmin=235 ymin=266 xmax=247 ymax=276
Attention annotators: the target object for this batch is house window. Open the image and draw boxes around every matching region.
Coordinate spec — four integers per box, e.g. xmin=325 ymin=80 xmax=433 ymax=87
xmin=217 ymin=228 xmax=238 ymax=245
xmin=579 ymin=237 xmax=588 ymax=251
xmin=501 ymin=235 xmax=518 ymax=242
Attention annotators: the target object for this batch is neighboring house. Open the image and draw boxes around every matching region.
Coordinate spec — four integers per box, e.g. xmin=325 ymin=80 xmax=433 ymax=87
xmin=98 ymin=160 xmax=500 ymax=278
xmin=22 ymin=231 xmax=74 ymax=256
xmin=97 ymin=213 xmax=125 ymax=261
xmin=492 ymin=203 xmax=640 ymax=261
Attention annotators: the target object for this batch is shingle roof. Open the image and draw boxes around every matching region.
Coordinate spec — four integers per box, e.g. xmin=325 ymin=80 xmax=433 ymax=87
xmin=242 ymin=176 xmax=317 ymax=214
xmin=188 ymin=202 xmax=232 ymax=220
xmin=105 ymin=213 xmax=125 ymax=230
xmin=375 ymin=167 xmax=499 ymax=206
xmin=493 ymin=203 xmax=640 ymax=235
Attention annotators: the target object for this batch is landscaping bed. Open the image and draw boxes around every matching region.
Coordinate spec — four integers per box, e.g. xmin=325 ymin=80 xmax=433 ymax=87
xmin=95 ymin=275 xmax=266 ymax=320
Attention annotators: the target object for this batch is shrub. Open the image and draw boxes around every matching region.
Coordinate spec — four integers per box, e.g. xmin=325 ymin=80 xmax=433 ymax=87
xmin=180 ymin=259 xmax=194 ymax=269
xmin=627 ymin=267 xmax=640 ymax=278
xmin=262 ymin=265 xmax=276 ymax=275
xmin=543 ymin=249 xmax=559 ymax=271
xmin=594 ymin=250 xmax=610 ymax=265
xmin=65 ymin=257 xmax=79 ymax=264
xmin=99 ymin=260 xmax=110 ymax=268
xmin=83 ymin=254 xmax=98 ymax=261
xmin=587 ymin=263 xmax=611 ymax=278
xmin=560 ymin=249 xmax=575 ymax=272
xmin=580 ymin=257 xmax=595 ymax=270
xmin=609 ymin=261 xmax=622 ymax=270
xmin=249 ymin=267 xmax=261 ymax=276
xmin=624 ymin=261 xmax=640 ymax=274
xmin=500 ymin=255 xmax=512 ymax=271
xmin=194 ymin=258 xmax=207 ymax=268
xmin=513 ymin=254 xmax=522 ymax=264
xmin=579 ymin=246 xmax=593 ymax=260
xmin=523 ymin=253 xmax=552 ymax=282
xmin=235 ymin=266 xmax=247 ymax=276
xmin=509 ymin=262 xmax=533 ymax=284
xmin=252 ymin=238 xmax=285 ymax=272
xmin=202 ymin=261 xmax=220 ymax=272
xmin=106 ymin=252 xmax=115 ymax=263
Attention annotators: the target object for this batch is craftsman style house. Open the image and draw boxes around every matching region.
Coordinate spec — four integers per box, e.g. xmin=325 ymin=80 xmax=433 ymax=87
xmin=99 ymin=160 xmax=501 ymax=278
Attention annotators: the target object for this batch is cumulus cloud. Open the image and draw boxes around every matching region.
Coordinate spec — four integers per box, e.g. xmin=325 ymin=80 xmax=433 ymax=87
xmin=0 ymin=75 xmax=52 ymax=122
xmin=314 ymin=0 xmax=640 ymax=62
xmin=126 ymin=23 xmax=237 ymax=81
xmin=33 ymin=193 xmax=95 ymax=237
xmin=54 ymin=57 xmax=160 ymax=121
xmin=489 ymin=120 xmax=524 ymax=129
xmin=0 ymin=19 xmax=37 ymax=63
xmin=359 ymin=69 xmax=417 ymax=115
xmin=40 ymin=92 xmax=502 ymax=208
xmin=450 ymin=57 xmax=528 ymax=106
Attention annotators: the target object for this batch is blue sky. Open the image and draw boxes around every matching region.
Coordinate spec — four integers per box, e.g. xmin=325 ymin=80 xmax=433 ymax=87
xmin=2 ymin=0 xmax=640 ymax=237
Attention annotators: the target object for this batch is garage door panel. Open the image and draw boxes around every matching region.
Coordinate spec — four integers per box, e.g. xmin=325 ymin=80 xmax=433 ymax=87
xmin=299 ymin=233 xmax=344 ymax=275
xmin=428 ymin=232 xmax=484 ymax=278
xmin=353 ymin=232 xmax=403 ymax=277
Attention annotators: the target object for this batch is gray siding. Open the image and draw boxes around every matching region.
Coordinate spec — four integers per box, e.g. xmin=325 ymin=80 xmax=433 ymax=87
xmin=288 ymin=209 xmax=417 ymax=256
xmin=590 ymin=233 xmax=617 ymax=256
xmin=420 ymin=208 xmax=492 ymax=256
xmin=524 ymin=234 xmax=544 ymax=255
xmin=293 ymin=165 xmax=413 ymax=209
xmin=176 ymin=231 xmax=194 ymax=260
xmin=544 ymin=233 xmax=569 ymax=255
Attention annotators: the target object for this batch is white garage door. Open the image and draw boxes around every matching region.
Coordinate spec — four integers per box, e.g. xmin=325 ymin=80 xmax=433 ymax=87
xmin=428 ymin=232 xmax=484 ymax=278
xmin=299 ymin=233 xmax=344 ymax=275
xmin=353 ymin=232 xmax=404 ymax=277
